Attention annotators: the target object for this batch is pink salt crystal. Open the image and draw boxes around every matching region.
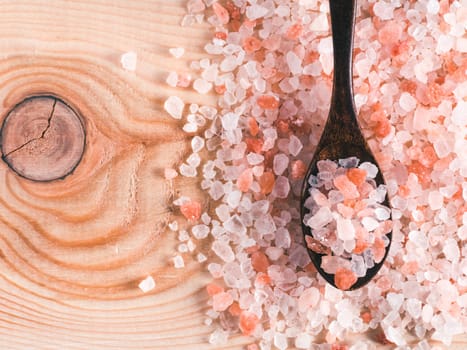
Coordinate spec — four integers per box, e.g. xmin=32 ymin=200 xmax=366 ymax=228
xmin=334 ymin=267 xmax=358 ymax=290
xmin=164 ymin=168 xmax=178 ymax=180
xmin=378 ymin=21 xmax=403 ymax=45
xmin=247 ymin=344 xmax=259 ymax=350
xmin=187 ymin=0 xmax=205 ymax=13
xmin=237 ymin=168 xmax=253 ymax=192
xmin=180 ymin=200 xmax=202 ymax=222
xmin=257 ymin=95 xmax=280 ymax=109
xmin=212 ymin=291 xmax=234 ymax=311
xmin=291 ymin=160 xmax=306 ymax=179
xmin=212 ymin=2 xmax=230 ymax=24
xmin=372 ymin=238 xmax=386 ymax=263
xmin=243 ymin=36 xmax=262 ymax=53
xmin=333 ymin=175 xmax=359 ymax=199
xmin=286 ymin=23 xmax=303 ymax=40
xmin=272 ymin=176 xmax=290 ymax=198
xmin=177 ymin=73 xmax=192 ymax=88
xmin=298 ymin=287 xmax=320 ymax=309
xmin=239 ymin=311 xmax=259 ymax=336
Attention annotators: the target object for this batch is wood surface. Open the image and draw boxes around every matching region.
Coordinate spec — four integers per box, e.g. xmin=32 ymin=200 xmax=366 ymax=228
xmin=0 ymin=1 xmax=464 ymax=349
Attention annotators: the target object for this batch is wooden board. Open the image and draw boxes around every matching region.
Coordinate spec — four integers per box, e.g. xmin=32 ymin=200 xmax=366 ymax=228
xmin=0 ymin=1 xmax=464 ymax=349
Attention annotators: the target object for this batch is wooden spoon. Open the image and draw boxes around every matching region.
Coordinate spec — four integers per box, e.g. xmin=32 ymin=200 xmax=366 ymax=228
xmin=300 ymin=0 xmax=392 ymax=290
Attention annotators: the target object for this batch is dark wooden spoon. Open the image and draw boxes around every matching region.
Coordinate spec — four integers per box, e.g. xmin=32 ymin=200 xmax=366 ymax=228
xmin=300 ymin=0 xmax=392 ymax=290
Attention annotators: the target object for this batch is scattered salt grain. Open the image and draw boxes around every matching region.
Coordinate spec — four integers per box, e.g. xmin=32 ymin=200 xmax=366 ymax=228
xmin=138 ymin=276 xmax=155 ymax=293
xmin=173 ymin=255 xmax=185 ymax=269
xmin=120 ymin=51 xmax=137 ymax=71
xmin=164 ymin=96 xmax=185 ymax=119
xmin=169 ymin=47 xmax=185 ymax=58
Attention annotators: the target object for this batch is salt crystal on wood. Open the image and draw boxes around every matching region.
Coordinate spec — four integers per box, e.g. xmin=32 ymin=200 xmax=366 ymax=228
xmin=164 ymin=96 xmax=184 ymax=119
xmin=120 ymin=51 xmax=137 ymax=71
xmin=173 ymin=255 xmax=185 ymax=268
xmin=169 ymin=47 xmax=185 ymax=58
xmin=138 ymin=276 xmax=156 ymax=293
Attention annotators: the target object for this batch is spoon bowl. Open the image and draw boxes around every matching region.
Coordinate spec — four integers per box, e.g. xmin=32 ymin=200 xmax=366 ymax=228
xmin=300 ymin=0 xmax=392 ymax=290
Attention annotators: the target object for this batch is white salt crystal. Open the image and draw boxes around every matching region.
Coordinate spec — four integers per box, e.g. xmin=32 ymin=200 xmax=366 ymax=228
xmin=385 ymin=326 xmax=406 ymax=346
xmin=426 ymin=0 xmax=440 ymax=14
xmin=247 ymin=153 xmax=264 ymax=165
xmin=336 ymin=216 xmax=355 ymax=240
xmin=183 ymin=123 xmax=197 ymax=133
xmin=120 ymin=51 xmax=137 ymax=71
xmin=295 ymin=333 xmax=312 ymax=349
xmin=375 ymin=207 xmax=391 ymax=220
xmin=209 ymin=328 xmax=229 ymax=345
xmin=193 ymin=78 xmax=212 ymax=94
xmin=173 ymin=255 xmax=185 ymax=268
xmin=399 ymin=92 xmax=417 ymax=112
xmin=306 ymin=206 xmax=333 ymax=230
xmin=272 ymin=176 xmax=290 ymax=198
xmin=428 ymin=191 xmax=443 ymax=210
xmin=191 ymin=136 xmax=205 ymax=152
xmin=359 ymin=162 xmax=378 ymax=178
xmin=246 ymin=4 xmax=269 ymax=20
xmin=166 ymin=71 xmax=178 ymax=87
xmin=288 ymin=135 xmax=303 ymax=156
xmin=387 ymin=293 xmax=404 ymax=311
xmin=443 ymin=238 xmax=460 ymax=262
xmin=226 ymin=190 xmax=241 ymax=208
xmin=362 ymin=217 xmax=379 ymax=231
xmin=192 ymin=224 xmax=209 ymax=239
xmin=223 ymin=215 xmax=246 ymax=235
xmin=187 ymin=153 xmax=201 ymax=167
xmin=373 ymin=2 xmax=394 ymax=20
xmin=274 ymin=333 xmax=288 ymax=350
xmin=275 ymin=228 xmax=291 ymax=249
xmin=179 ymin=164 xmax=196 ymax=177
xmin=212 ymin=241 xmax=235 ymax=262
xmin=169 ymin=47 xmax=185 ymax=58
xmin=436 ymin=34 xmax=455 ymax=54
xmin=452 ymin=101 xmax=467 ymax=126
xmin=406 ymin=298 xmax=422 ymax=319
xmin=309 ymin=13 xmax=329 ymax=31
xmin=138 ymin=276 xmax=155 ymax=293
xmin=221 ymin=112 xmax=239 ymax=131
xmin=197 ymin=252 xmax=207 ymax=263
xmin=164 ymin=96 xmax=185 ymax=119
xmin=286 ymin=51 xmax=303 ymax=75
xmin=457 ymin=37 xmax=467 ymax=53
xmin=273 ymin=153 xmax=289 ymax=175
xmin=265 ymin=247 xmax=283 ymax=261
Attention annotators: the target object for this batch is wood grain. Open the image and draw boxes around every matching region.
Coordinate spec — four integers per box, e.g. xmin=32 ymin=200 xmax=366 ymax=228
xmin=0 ymin=1 xmax=464 ymax=349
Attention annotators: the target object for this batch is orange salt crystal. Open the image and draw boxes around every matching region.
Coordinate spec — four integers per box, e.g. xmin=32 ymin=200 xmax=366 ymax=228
xmin=331 ymin=344 xmax=349 ymax=350
xmin=408 ymin=161 xmax=431 ymax=186
xmin=334 ymin=268 xmax=358 ymax=290
xmin=239 ymin=311 xmax=259 ymax=336
xmin=286 ymin=23 xmax=303 ymax=40
xmin=420 ymin=144 xmax=438 ymax=168
xmin=426 ymin=82 xmax=444 ymax=105
xmin=180 ymin=200 xmax=202 ymax=222
xmin=372 ymin=238 xmax=386 ymax=263
xmin=304 ymin=262 xmax=317 ymax=273
xmin=353 ymin=239 xmax=369 ymax=254
xmin=373 ymin=117 xmax=391 ymax=138
xmin=237 ymin=168 xmax=253 ymax=192
xmin=245 ymin=245 xmax=259 ymax=254
xmin=259 ymin=171 xmax=275 ymax=194
xmin=206 ymin=283 xmax=224 ymax=296
xmin=243 ymin=36 xmax=262 ymax=53
xmin=276 ymin=119 xmax=289 ymax=134
xmin=334 ymin=175 xmax=359 ymax=199
xmin=376 ymin=275 xmax=392 ymax=291
xmin=360 ymin=311 xmax=372 ymax=324
xmin=214 ymin=31 xmax=227 ymax=40
xmin=346 ymin=168 xmax=367 ymax=186
xmin=245 ymin=138 xmax=264 ymax=153
xmin=215 ymin=84 xmax=226 ymax=94
xmin=257 ymin=95 xmax=280 ymax=109
xmin=225 ymin=1 xmax=241 ymax=20
xmin=291 ymin=160 xmax=307 ymax=180
xmin=212 ymin=2 xmax=230 ymax=24
xmin=212 ymin=291 xmax=234 ymax=311
xmin=248 ymin=117 xmax=260 ymax=136
xmin=400 ymin=79 xmax=417 ymax=95
xmin=251 ymin=251 xmax=269 ymax=273
xmin=228 ymin=301 xmax=242 ymax=316
xmin=398 ymin=185 xmax=410 ymax=197
xmin=401 ymin=261 xmax=419 ymax=275
xmin=299 ymin=75 xmax=314 ymax=89
xmin=255 ymin=272 xmax=271 ymax=285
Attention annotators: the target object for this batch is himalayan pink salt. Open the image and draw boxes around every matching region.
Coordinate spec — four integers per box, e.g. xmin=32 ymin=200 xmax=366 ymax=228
xmin=180 ymin=200 xmax=202 ymax=222
xmin=239 ymin=311 xmax=259 ymax=336
xmin=378 ymin=21 xmax=403 ymax=45
xmin=334 ymin=268 xmax=358 ymax=291
xmin=250 ymin=251 xmax=269 ymax=273
xmin=257 ymin=95 xmax=280 ymax=109
xmin=291 ymin=160 xmax=306 ymax=179
xmin=258 ymin=171 xmax=275 ymax=194
xmin=212 ymin=291 xmax=234 ymax=311
xmin=212 ymin=2 xmax=229 ymax=24
xmin=243 ymin=36 xmax=262 ymax=53
xmin=237 ymin=168 xmax=253 ymax=192
xmin=286 ymin=23 xmax=303 ymax=40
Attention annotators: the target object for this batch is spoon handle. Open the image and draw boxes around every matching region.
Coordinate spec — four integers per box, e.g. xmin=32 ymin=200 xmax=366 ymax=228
xmin=329 ymin=0 xmax=358 ymax=124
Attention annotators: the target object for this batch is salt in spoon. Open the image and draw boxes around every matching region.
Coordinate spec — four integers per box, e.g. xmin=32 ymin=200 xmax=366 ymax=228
xmin=300 ymin=0 xmax=392 ymax=290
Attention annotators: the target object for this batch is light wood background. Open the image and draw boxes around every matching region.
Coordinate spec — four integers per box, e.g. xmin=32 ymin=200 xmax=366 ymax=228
xmin=0 ymin=1 xmax=464 ymax=349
